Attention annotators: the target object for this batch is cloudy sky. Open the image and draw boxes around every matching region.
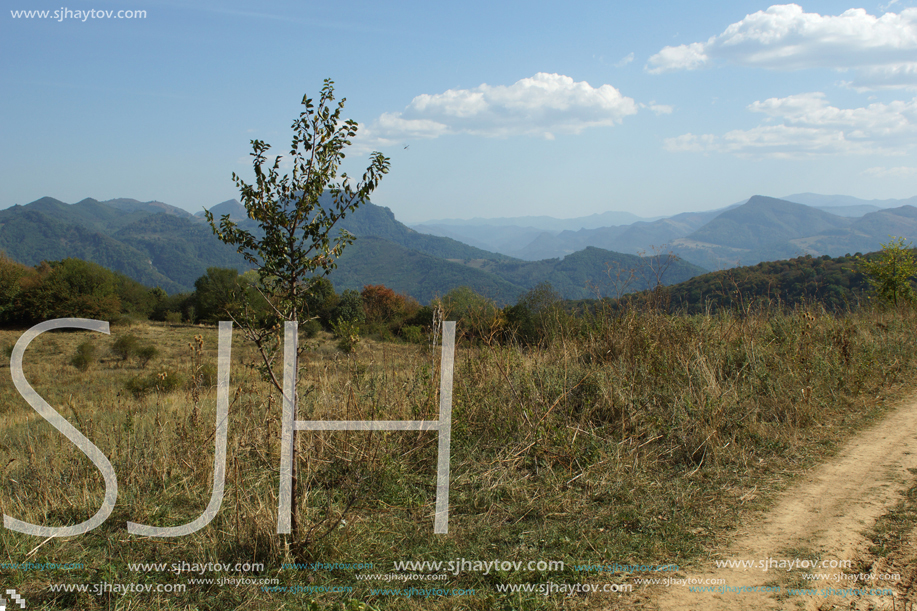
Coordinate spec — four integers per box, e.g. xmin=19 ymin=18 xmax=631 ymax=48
xmin=3 ymin=1 xmax=916 ymax=222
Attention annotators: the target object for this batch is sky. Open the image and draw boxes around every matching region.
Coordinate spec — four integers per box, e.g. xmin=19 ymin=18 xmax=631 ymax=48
xmin=2 ymin=1 xmax=917 ymax=223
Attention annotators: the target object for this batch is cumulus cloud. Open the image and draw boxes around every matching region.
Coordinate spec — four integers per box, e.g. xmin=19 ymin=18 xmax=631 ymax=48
xmin=646 ymin=4 xmax=917 ymax=89
xmin=354 ymin=73 xmax=638 ymax=149
xmin=664 ymin=93 xmax=917 ymax=158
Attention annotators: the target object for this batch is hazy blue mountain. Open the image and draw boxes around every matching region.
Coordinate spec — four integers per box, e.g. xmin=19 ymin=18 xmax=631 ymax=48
xmin=195 ymin=199 xmax=247 ymax=220
xmin=212 ymin=194 xmax=515 ymax=263
xmin=479 ymin=247 xmax=708 ymax=300
xmin=781 ymin=193 xmax=917 ymax=209
xmin=812 ymin=205 xmax=883 ymax=217
xmin=9 ymin=192 xmax=908 ymax=303
xmin=788 ymin=206 xmax=917 ymax=256
xmin=512 ymin=207 xmax=728 ymax=260
xmin=667 ymin=196 xmax=917 ymax=270
xmin=417 ymin=210 xmax=655 ymax=231
xmin=685 ymin=196 xmax=852 ymax=250
xmin=409 ymin=223 xmax=552 ymax=256
xmin=328 ymin=237 xmax=528 ymax=304
xmin=329 ymin=239 xmax=707 ymax=303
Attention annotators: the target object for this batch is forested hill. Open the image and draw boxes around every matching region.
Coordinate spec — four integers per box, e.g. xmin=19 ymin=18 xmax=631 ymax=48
xmin=607 ymin=251 xmax=886 ymax=314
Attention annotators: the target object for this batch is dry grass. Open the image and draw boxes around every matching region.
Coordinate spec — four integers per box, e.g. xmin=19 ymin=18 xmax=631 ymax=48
xmin=1 ymin=305 xmax=916 ymax=610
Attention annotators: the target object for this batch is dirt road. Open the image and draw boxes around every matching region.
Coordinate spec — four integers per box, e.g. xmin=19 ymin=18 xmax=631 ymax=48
xmin=644 ymin=396 xmax=917 ymax=611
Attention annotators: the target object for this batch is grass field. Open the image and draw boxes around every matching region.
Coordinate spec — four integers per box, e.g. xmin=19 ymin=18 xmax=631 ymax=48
xmin=1 ymin=304 xmax=916 ymax=610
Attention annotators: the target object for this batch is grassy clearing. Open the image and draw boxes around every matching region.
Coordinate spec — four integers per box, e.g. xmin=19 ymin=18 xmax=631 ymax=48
xmin=1 ymin=305 xmax=916 ymax=610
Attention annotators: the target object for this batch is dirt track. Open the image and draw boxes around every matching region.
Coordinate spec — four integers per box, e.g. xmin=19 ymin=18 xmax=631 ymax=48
xmin=641 ymin=396 xmax=917 ymax=611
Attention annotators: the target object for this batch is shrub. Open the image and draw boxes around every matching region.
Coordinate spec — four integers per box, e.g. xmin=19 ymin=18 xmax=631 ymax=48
xmin=332 ymin=289 xmax=365 ymax=325
xmin=332 ymin=319 xmax=360 ymax=354
xmin=400 ymin=325 xmax=424 ymax=344
xmin=111 ymin=314 xmax=135 ymax=327
xmin=125 ymin=370 xmax=184 ymax=397
xmin=301 ymin=319 xmax=322 ymax=339
xmin=361 ymin=284 xmax=419 ymax=330
xmin=111 ymin=334 xmax=139 ymax=361
xmin=857 ymin=237 xmax=917 ymax=307
xmin=165 ymin=311 xmax=182 ymax=325
xmin=70 ymin=340 xmax=97 ymax=371
xmin=136 ymin=345 xmax=159 ymax=368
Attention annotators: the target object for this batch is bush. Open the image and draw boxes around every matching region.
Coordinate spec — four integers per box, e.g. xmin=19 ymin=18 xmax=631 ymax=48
xmin=125 ymin=370 xmax=184 ymax=397
xmin=400 ymin=325 xmax=424 ymax=344
xmin=332 ymin=289 xmax=365 ymax=325
xmin=301 ymin=319 xmax=322 ymax=339
xmin=70 ymin=340 xmax=97 ymax=371
xmin=136 ymin=345 xmax=159 ymax=368
xmin=165 ymin=311 xmax=182 ymax=325
xmin=111 ymin=314 xmax=135 ymax=327
xmin=111 ymin=334 xmax=139 ymax=361
xmin=332 ymin=319 xmax=360 ymax=354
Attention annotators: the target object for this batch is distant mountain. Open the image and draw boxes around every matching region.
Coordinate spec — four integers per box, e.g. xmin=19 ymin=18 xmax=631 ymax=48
xmin=330 ymin=240 xmax=706 ymax=303
xmin=781 ymin=193 xmax=917 ymax=209
xmin=7 ymin=192 xmax=908 ymax=304
xmin=195 ymin=199 xmax=247 ymax=220
xmin=417 ymin=194 xmax=917 ymax=262
xmin=99 ymin=197 xmax=196 ymax=218
xmin=811 ymin=205 xmax=883 ymax=217
xmin=204 ymin=194 xmax=513 ymax=264
xmin=406 ymin=223 xmax=549 ymax=257
xmin=0 ymin=207 xmax=187 ymax=292
xmin=668 ymin=196 xmax=917 ymax=270
xmin=417 ymin=210 xmax=655 ymax=231
xmin=684 ymin=196 xmax=852 ymax=250
xmin=328 ymin=237 xmax=528 ymax=304
xmin=509 ymin=207 xmax=730 ymax=261
xmin=479 ymin=247 xmax=707 ymax=300
xmin=10 ymin=195 xmax=701 ymax=301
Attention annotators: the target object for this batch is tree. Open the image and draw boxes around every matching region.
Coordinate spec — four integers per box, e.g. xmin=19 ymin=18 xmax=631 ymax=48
xmin=205 ymin=79 xmax=390 ymax=551
xmin=193 ymin=267 xmax=245 ymax=323
xmin=857 ymin=237 xmax=917 ymax=307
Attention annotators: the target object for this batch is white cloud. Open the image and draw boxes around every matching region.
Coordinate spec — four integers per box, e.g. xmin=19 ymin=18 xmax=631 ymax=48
xmin=664 ymin=93 xmax=917 ymax=158
xmin=863 ymin=165 xmax=917 ymax=177
xmin=615 ymin=52 xmax=635 ymax=67
xmin=646 ymin=4 xmax=917 ymax=89
xmin=648 ymin=42 xmax=707 ymax=73
xmin=353 ymin=73 xmax=638 ymax=150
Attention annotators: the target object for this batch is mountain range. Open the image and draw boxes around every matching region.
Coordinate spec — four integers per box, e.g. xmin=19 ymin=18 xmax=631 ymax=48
xmin=1 ymin=192 xmax=913 ymax=304
xmin=0 ymin=195 xmax=702 ymax=303
xmin=412 ymin=194 xmax=917 ymax=263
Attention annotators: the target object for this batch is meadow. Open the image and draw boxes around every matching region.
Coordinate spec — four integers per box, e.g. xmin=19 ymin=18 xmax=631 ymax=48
xmin=1 ymin=302 xmax=916 ymax=610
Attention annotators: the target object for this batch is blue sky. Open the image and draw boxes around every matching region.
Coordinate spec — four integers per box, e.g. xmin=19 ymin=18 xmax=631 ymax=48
xmin=3 ymin=1 xmax=916 ymax=222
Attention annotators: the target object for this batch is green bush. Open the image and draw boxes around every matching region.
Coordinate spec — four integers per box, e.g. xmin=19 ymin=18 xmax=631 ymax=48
xmin=332 ymin=289 xmax=365 ymax=325
xmin=111 ymin=334 xmax=139 ymax=361
xmin=111 ymin=314 xmax=135 ymax=327
xmin=70 ymin=340 xmax=97 ymax=372
xmin=125 ymin=370 xmax=184 ymax=397
xmin=400 ymin=325 xmax=424 ymax=344
xmin=332 ymin=319 xmax=360 ymax=354
xmin=301 ymin=319 xmax=322 ymax=339
xmin=136 ymin=345 xmax=159 ymax=368
xmin=165 ymin=311 xmax=182 ymax=325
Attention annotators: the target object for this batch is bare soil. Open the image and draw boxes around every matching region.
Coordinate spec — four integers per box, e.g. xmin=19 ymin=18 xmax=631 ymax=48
xmin=633 ymin=395 xmax=917 ymax=611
